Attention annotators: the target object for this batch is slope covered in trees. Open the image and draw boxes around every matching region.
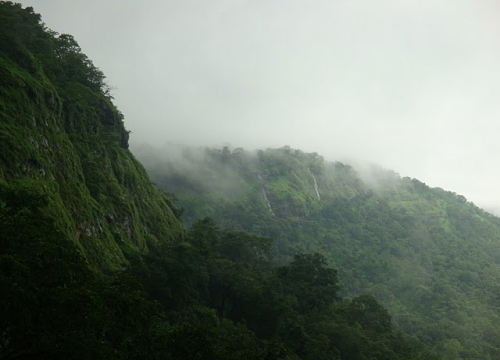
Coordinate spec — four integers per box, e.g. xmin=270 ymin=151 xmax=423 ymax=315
xmin=0 ymin=2 xmax=184 ymax=270
xmin=134 ymin=143 xmax=500 ymax=359
xmin=1 ymin=186 xmax=435 ymax=359
xmin=0 ymin=3 xmax=434 ymax=359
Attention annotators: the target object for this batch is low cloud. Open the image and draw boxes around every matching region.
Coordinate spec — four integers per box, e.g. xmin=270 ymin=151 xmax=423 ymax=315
xmin=25 ymin=0 xmax=500 ymax=212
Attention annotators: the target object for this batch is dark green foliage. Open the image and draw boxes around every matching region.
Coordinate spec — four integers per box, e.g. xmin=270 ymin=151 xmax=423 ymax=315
xmin=347 ymin=295 xmax=392 ymax=333
xmin=129 ymin=218 xmax=434 ymax=359
xmin=136 ymin=144 xmax=500 ymax=359
xmin=0 ymin=184 xmax=159 ymax=359
xmin=0 ymin=184 xmax=279 ymax=359
xmin=0 ymin=2 xmax=184 ymax=269
xmin=0 ymin=183 xmax=430 ymax=358
xmin=277 ymin=253 xmax=339 ymax=313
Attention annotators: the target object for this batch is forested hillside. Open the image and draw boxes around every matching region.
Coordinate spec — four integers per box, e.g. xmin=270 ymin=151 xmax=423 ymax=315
xmin=134 ymin=143 xmax=500 ymax=359
xmin=0 ymin=3 xmax=435 ymax=359
xmin=0 ymin=3 xmax=184 ymax=269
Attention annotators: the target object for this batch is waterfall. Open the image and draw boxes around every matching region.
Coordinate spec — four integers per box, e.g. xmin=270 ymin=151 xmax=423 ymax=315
xmin=309 ymin=168 xmax=321 ymax=201
xmin=258 ymin=172 xmax=275 ymax=216
xmin=262 ymin=188 xmax=276 ymax=216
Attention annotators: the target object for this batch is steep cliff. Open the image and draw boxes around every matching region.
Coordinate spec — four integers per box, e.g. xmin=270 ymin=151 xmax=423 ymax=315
xmin=0 ymin=3 xmax=184 ymax=270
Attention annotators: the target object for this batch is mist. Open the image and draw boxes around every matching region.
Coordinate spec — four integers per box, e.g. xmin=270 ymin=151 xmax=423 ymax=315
xmin=23 ymin=0 xmax=500 ymax=213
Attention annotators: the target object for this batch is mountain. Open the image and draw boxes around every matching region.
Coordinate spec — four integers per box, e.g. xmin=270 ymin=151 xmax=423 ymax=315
xmin=134 ymin=143 xmax=500 ymax=359
xmin=0 ymin=4 xmax=439 ymax=359
xmin=0 ymin=4 xmax=184 ymax=270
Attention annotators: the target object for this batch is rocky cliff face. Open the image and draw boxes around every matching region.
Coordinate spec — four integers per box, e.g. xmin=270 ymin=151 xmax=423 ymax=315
xmin=0 ymin=3 xmax=184 ymax=270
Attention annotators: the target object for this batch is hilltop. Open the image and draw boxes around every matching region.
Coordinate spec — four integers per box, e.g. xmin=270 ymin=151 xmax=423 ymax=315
xmin=134 ymin=143 xmax=500 ymax=359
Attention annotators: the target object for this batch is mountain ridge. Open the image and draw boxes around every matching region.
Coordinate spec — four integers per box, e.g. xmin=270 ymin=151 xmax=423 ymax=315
xmin=134 ymin=143 xmax=500 ymax=358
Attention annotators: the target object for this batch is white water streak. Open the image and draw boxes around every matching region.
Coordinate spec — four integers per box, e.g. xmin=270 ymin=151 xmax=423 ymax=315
xmin=309 ymin=168 xmax=321 ymax=201
xmin=258 ymin=172 xmax=275 ymax=216
xmin=262 ymin=188 xmax=276 ymax=216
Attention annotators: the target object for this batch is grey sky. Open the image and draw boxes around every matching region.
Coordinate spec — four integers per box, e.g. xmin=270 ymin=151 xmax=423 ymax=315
xmin=23 ymin=0 xmax=500 ymax=212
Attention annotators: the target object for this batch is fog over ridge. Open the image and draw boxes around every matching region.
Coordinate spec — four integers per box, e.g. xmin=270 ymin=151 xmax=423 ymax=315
xmin=23 ymin=0 xmax=500 ymax=214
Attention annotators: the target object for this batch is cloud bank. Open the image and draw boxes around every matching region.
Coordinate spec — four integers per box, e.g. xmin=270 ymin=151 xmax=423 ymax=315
xmin=24 ymin=0 xmax=500 ymax=212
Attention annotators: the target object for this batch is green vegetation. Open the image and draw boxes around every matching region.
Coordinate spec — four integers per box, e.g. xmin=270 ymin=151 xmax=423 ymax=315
xmin=1 ymin=183 xmax=434 ymax=359
xmin=0 ymin=2 xmax=184 ymax=270
xmin=0 ymin=3 xmax=437 ymax=358
xmin=135 ymin=144 xmax=500 ymax=359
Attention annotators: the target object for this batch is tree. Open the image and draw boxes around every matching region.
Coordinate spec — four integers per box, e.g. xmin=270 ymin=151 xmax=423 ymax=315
xmin=347 ymin=295 xmax=392 ymax=333
xmin=277 ymin=253 xmax=339 ymax=313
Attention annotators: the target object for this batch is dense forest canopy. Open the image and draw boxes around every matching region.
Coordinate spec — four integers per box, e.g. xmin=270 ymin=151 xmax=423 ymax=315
xmin=134 ymin=143 xmax=500 ymax=359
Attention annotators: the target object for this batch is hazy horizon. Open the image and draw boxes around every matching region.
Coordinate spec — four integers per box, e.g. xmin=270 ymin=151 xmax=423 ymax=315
xmin=23 ymin=0 xmax=500 ymax=214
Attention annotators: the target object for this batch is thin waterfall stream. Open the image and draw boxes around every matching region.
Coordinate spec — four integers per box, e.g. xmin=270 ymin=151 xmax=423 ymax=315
xmin=258 ymin=172 xmax=275 ymax=216
xmin=309 ymin=168 xmax=321 ymax=201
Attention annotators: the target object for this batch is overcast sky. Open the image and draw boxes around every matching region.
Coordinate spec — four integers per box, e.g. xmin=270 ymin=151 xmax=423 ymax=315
xmin=24 ymin=0 xmax=500 ymax=213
